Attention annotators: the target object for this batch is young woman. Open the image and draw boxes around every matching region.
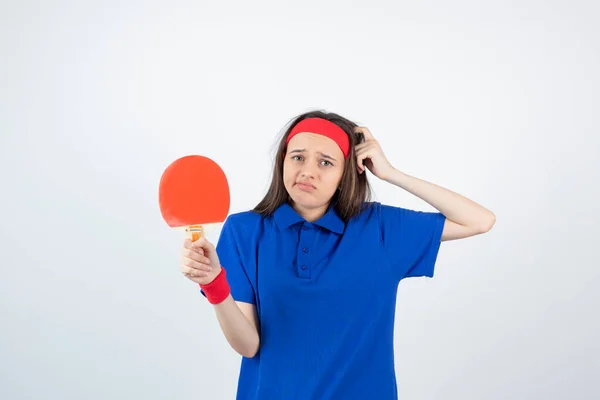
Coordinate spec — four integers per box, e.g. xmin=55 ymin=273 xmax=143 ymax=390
xmin=180 ymin=110 xmax=495 ymax=399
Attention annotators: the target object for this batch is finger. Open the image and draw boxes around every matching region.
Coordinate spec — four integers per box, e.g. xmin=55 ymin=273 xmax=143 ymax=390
xmin=355 ymin=140 xmax=379 ymax=152
xmin=182 ymin=248 xmax=210 ymax=264
xmin=184 ymin=238 xmax=205 ymax=256
xmin=190 ymin=236 xmax=205 ymax=246
xmin=182 ymin=258 xmax=212 ymax=272
xmin=190 ymin=240 xmax=205 ymax=256
xmin=181 ymin=266 xmax=210 ymax=277
xmin=184 ymin=241 xmax=203 ymax=256
xmin=354 ymin=142 xmax=368 ymax=151
xmin=355 ymin=150 xmax=364 ymax=169
xmin=356 ymin=153 xmax=366 ymax=174
xmin=184 ymin=258 xmax=212 ymax=271
xmin=360 ymin=127 xmax=375 ymax=140
xmin=356 ymin=148 xmax=372 ymax=174
xmin=191 ymin=237 xmax=212 ymax=251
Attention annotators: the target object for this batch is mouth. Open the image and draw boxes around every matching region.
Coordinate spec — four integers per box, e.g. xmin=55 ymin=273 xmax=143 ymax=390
xmin=295 ymin=182 xmax=316 ymax=191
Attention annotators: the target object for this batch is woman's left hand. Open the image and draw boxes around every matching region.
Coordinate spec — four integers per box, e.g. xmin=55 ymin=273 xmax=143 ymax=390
xmin=354 ymin=126 xmax=394 ymax=180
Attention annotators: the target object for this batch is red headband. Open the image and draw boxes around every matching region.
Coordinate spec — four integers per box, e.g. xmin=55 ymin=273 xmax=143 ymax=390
xmin=285 ymin=118 xmax=350 ymax=159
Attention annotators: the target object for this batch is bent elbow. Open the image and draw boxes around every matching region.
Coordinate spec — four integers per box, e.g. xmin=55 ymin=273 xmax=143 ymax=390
xmin=236 ymin=336 xmax=260 ymax=359
xmin=242 ymin=348 xmax=259 ymax=359
xmin=480 ymin=212 xmax=496 ymax=233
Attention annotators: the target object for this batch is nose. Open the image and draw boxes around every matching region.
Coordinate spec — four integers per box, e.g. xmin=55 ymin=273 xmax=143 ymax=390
xmin=300 ymin=161 xmax=317 ymax=179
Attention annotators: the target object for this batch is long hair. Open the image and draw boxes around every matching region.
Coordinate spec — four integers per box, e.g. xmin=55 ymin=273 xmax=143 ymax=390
xmin=253 ymin=109 xmax=373 ymax=223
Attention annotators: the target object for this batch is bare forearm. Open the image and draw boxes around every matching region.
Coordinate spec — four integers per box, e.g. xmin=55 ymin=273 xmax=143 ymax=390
xmin=213 ymin=295 xmax=260 ymax=358
xmin=383 ymin=168 xmax=495 ymax=231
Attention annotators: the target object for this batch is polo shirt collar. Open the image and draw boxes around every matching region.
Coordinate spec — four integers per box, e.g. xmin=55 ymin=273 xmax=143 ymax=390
xmin=274 ymin=201 xmax=345 ymax=234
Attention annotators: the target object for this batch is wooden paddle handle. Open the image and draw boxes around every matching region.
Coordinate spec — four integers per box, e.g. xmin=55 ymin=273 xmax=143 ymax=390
xmin=185 ymin=225 xmax=204 ymax=242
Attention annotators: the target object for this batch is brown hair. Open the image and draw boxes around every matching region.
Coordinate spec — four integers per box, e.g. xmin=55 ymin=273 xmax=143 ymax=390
xmin=253 ymin=110 xmax=373 ymax=223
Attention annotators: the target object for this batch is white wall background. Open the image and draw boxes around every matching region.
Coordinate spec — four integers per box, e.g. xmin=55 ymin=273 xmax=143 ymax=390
xmin=1 ymin=1 xmax=599 ymax=399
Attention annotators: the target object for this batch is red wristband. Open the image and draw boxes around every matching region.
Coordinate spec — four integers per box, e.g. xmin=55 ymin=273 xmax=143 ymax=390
xmin=199 ymin=267 xmax=230 ymax=304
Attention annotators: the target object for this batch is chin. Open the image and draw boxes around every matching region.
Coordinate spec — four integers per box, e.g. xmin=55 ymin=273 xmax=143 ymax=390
xmin=289 ymin=193 xmax=331 ymax=210
xmin=286 ymin=182 xmax=333 ymax=208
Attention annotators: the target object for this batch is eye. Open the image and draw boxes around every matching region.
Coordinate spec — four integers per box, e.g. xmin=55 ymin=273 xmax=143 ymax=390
xmin=321 ymin=160 xmax=333 ymax=167
xmin=292 ymin=155 xmax=303 ymax=161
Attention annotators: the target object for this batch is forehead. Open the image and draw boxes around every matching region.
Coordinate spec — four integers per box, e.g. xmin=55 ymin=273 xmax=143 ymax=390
xmin=287 ymin=132 xmax=342 ymax=154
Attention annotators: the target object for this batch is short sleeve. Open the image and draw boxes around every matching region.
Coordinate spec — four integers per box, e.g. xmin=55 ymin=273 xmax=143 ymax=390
xmin=200 ymin=216 xmax=256 ymax=304
xmin=378 ymin=203 xmax=446 ymax=280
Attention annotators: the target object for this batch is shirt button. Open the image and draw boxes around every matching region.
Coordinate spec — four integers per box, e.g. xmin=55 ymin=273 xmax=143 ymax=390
xmin=302 ymin=247 xmax=308 ymax=253
xmin=302 ymin=226 xmax=308 ymax=230
xmin=301 ymin=265 xmax=307 ymax=270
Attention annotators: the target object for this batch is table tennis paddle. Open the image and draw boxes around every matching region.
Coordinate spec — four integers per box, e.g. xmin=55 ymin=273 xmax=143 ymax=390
xmin=158 ymin=155 xmax=230 ymax=241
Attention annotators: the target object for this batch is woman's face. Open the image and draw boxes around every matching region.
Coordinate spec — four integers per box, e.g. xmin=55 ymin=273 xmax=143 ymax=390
xmin=283 ymin=132 xmax=345 ymax=217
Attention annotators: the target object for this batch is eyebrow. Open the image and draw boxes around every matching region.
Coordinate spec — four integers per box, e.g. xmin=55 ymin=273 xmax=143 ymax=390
xmin=289 ymin=148 xmax=337 ymax=162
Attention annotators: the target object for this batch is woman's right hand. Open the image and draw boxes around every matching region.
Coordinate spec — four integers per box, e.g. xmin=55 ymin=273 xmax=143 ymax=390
xmin=180 ymin=237 xmax=222 ymax=285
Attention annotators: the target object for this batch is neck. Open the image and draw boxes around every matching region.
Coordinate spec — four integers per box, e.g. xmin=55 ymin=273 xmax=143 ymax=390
xmin=291 ymin=201 xmax=329 ymax=222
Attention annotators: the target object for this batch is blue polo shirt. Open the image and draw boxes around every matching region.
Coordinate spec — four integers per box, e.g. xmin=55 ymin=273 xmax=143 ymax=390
xmin=205 ymin=201 xmax=446 ymax=399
